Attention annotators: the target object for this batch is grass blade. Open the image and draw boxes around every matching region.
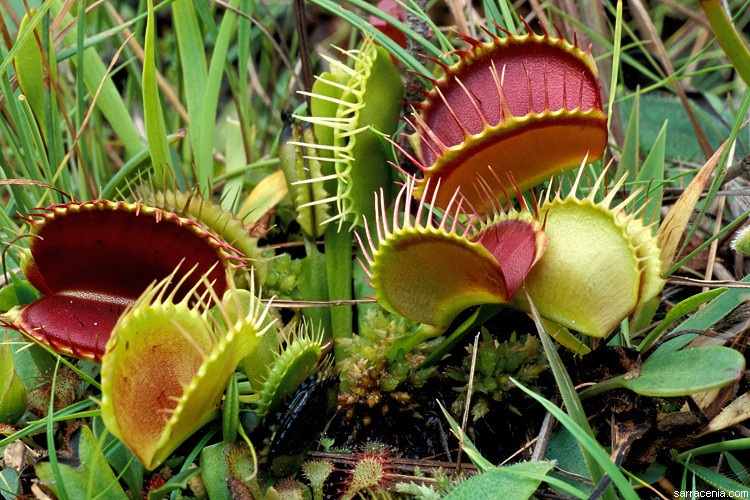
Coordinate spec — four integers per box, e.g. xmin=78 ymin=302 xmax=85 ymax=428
xmin=142 ymin=0 xmax=172 ymax=181
xmin=172 ymin=0 xmax=207 ymax=161
xmin=701 ymin=0 xmax=750 ymax=89
xmin=524 ymin=289 xmax=612 ymax=498
xmin=511 ymin=377 xmax=639 ymax=500
xmin=195 ymin=0 xmax=239 ymax=189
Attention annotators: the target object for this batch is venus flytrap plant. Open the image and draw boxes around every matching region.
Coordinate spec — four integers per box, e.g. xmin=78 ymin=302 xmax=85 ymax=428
xmin=510 ymin=166 xmax=665 ymax=337
xmin=362 ymin=166 xmax=667 ymax=347
xmin=358 ymin=176 xmax=547 ymax=354
xmin=296 ymin=35 xmax=402 ymax=230
xmin=100 ymin=265 xmax=275 ymax=470
xmin=249 ymin=320 xmax=327 ymax=421
xmin=286 ymin=35 xmax=403 ymax=360
xmin=358 ymin=21 xmax=726 ymax=347
xmin=1 ymin=200 xmax=236 ymax=362
xmin=403 ymin=22 xmax=608 ymax=211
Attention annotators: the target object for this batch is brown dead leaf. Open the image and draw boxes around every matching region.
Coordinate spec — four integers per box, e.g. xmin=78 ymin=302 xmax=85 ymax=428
xmin=698 ymin=391 xmax=750 ymax=437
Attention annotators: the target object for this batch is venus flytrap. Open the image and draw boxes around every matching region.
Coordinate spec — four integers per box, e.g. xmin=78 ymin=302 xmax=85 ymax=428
xmin=100 ymin=266 xmax=275 ymax=470
xmin=403 ymin=22 xmax=608 ymax=212
xmin=358 ymin=176 xmax=547 ymax=353
xmin=1 ymin=200 xmax=235 ymax=362
xmin=362 ymin=165 xmax=669 ymax=347
xmin=358 ymin=22 xmax=712 ymax=347
xmin=283 ymin=35 xmax=403 ymax=360
xmin=296 ymin=35 xmax=402 ymax=230
xmin=510 ymin=166 xmax=664 ymax=337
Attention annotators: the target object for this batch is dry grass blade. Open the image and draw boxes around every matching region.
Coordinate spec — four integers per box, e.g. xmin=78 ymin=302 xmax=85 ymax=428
xmin=0 ymin=179 xmax=72 ymax=200
xmin=658 ymin=136 xmax=730 ymax=274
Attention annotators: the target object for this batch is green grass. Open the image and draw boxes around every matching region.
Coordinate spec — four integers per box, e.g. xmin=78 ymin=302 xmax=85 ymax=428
xmin=1 ymin=0 xmax=750 ymax=498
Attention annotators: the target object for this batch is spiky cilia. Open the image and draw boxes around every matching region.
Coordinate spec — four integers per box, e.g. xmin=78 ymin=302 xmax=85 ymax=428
xmin=358 ymin=175 xmax=547 ymax=331
xmin=294 ymin=35 xmax=403 ymax=230
xmin=510 ymin=166 xmax=664 ymax=337
xmin=140 ymin=186 xmax=268 ymax=282
xmin=404 ymin=22 xmax=608 ymax=212
xmin=250 ymin=320 xmax=326 ymax=420
xmin=2 ymin=200 xmax=236 ymax=362
xmin=100 ymin=265 xmax=274 ymax=470
xmin=279 ymin=116 xmax=332 ymax=239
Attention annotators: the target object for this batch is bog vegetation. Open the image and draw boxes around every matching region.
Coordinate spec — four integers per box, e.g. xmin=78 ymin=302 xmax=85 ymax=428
xmin=1 ymin=0 xmax=750 ymax=499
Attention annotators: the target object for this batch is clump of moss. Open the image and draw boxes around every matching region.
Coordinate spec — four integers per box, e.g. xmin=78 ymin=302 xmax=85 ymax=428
xmin=264 ymin=253 xmax=303 ymax=301
xmin=339 ymin=308 xmax=437 ymax=390
xmin=449 ymin=329 xmax=548 ymax=421
xmin=337 ymin=308 xmax=439 ymax=423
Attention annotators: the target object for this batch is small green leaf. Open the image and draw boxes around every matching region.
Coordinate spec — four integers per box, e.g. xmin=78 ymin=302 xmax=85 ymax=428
xmin=0 ymin=281 xmax=38 ymax=311
xmin=546 ymin=428 xmax=594 ymax=496
xmin=443 ymin=461 xmax=556 ymax=500
xmin=650 ymin=274 xmax=750 ymax=359
xmin=632 ymin=120 xmax=666 ymax=227
xmin=35 ymin=426 xmax=128 ymax=500
xmin=223 ymin=373 xmax=240 ymax=443
xmin=627 ymin=347 xmax=744 ymax=396
xmin=199 ymin=442 xmax=234 ymax=500
xmin=0 ymin=333 xmax=27 ymax=424
xmin=221 ymin=115 xmax=247 ymax=212
xmin=616 ymin=90 xmax=639 ymax=183
xmin=638 ymin=287 xmax=726 ymax=352
xmin=0 ymin=467 xmax=20 ymax=500
xmin=582 ymin=346 xmax=745 ymax=398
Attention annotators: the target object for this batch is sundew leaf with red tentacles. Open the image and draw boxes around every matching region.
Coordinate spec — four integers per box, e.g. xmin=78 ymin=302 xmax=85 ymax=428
xmin=100 ymin=266 xmax=274 ymax=470
xmin=358 ymin=177 xmax=547 ymax=335
xmin=1 ymin=200 xmax=237 ymax=362
xmin=404 ymin=23 xmax=608 ymax=212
